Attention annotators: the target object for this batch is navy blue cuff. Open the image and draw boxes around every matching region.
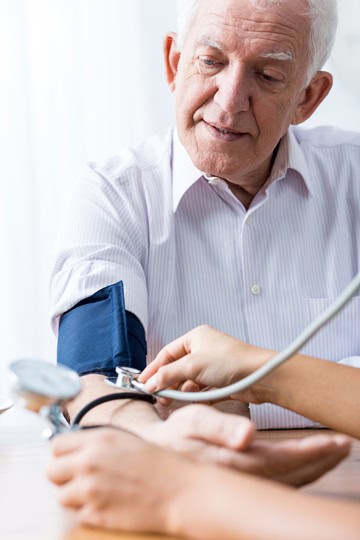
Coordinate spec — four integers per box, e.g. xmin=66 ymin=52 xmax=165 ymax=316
xmin=57 ymin=281 xmax=146 ymax=377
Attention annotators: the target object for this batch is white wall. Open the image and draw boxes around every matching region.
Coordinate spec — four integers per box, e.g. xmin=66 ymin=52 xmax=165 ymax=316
xmin=304 ymin=0 xmax=360 ymax=130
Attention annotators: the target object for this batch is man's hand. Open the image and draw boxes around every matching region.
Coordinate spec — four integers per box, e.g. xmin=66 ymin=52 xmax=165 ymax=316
xmin=138 ymin=405 xmax=350 ymax=486
xmin=140 ymin=404 xmax=255 ymax=457
xmin=232 ymin=435 xmax=351 ymax=486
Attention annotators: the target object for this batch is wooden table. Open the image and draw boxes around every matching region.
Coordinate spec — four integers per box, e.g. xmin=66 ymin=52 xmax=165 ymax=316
xmin=1 ymin=421 xmax=359 ymax=540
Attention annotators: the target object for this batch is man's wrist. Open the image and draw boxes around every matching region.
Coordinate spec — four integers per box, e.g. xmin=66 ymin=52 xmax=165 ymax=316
xmin=67 ymin=373 xmax=162 ymax=432
xmin=109 ymin=398 xmax=162 ymax=436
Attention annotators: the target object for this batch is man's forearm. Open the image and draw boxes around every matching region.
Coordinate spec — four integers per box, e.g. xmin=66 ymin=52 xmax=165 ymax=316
xmin=256 ymin=355 xmax=360 ymax=438
xmin=66 ymin=374 xmax=161 ymax=433
xmin=69 ymin=375 xmax=250 ymax=426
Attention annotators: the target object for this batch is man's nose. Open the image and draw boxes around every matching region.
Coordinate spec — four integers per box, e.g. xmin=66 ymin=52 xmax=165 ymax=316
xmin=214 ymin=66 xmax=251 ymax=113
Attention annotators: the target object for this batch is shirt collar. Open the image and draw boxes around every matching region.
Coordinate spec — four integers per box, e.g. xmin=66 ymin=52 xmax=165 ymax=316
xmin=172 ymin=126 xmax=314 ymax=212
xmin=172 ymin=130 xmax=204 ymax=212
xmin=266 ymin=127 xmax=314 ymax=196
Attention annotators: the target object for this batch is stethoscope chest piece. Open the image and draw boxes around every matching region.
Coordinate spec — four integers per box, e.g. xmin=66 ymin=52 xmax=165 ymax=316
xmin=105 ymin=366 xmax=149 ymax=393
xmin=114 ymin=366 xmax=141 ymax=389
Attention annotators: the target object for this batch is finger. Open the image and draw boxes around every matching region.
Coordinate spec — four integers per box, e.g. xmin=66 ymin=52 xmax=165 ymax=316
xmin=144 ymin=354 xmax=205 ymax=393
xmin=157 ymin=383 xmax=180 ymax=407
xmin=178 ymin=404 xmax=255 ymax=450
xmin=196 ymin=444 xmax=265 ymax=471
xmin=256 ymin=433 xmax=350 ymax=461
xmin=277 ymin=437 xmax=350 ymax=486
xmin=245 ymin=435 xmax=351 ymax=485
xmin=199 ymin=434 xmax=351 ymax=480
xmin=279 ymin=435 xmax=351 ymax=486
xmin=77 ymin=504 xmax=116 ymax=530
xmin=157 ymin=381 xmax=190 ymax=407
xmin=77 ymin=504 xmax=102 ymax=527
xmin=296 ymin=434 xmax=351 ymax=454
xmin=49 ymin=431 xmax=88 ymax=457
xmin=139 ymin=332 xmax=193 ymax=382
xmin=181 ymin=381 xmax=202 ymax=392
xmin=279 ymin=449 xmax=348 ymax=487
xmin=157 ymin=382 xmax=207 ymax=406
xmin=181 ymin=382 xmax=230 ymax=406
xmin=56 ymin=478 xmax=92 ymax=509
xmin=157 ymin=396 xmax=174 ymax=407
xmin=274 ymin=434 xmax=351 ymax=465
xmin=46 ymin=454 xmax=81 ymax=485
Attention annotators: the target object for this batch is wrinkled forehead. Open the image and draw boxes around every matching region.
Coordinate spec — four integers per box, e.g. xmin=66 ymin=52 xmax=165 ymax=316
xmin=186 ymin=0 xmax=310 ymax=58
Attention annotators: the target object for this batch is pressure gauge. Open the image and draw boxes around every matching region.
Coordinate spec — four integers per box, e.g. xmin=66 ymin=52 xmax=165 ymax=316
xmin=9 ymin=359 xmax=82 ymax=412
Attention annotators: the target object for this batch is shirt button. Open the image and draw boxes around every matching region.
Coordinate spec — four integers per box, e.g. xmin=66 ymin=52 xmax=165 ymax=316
xmin=246 ymin=215 xmax=253 ymax=225
xmin=251 ymin=284 xmax=261 ymax=295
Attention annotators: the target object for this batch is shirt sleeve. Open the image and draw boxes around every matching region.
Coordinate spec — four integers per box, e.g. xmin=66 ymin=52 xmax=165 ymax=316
xmin=50 ymin=161 xmax=149 ymax=336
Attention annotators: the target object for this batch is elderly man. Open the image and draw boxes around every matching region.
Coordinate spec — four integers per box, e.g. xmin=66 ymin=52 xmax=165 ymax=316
xmin=51 ymin=0 xmax=359 ymax=477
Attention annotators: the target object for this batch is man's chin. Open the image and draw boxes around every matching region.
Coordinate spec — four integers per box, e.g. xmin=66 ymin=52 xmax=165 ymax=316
xmin=190 ymin=154 xmax=244 ymax=180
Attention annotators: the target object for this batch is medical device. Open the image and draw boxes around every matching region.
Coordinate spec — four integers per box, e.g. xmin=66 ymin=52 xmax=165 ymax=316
xmin=9 ymin=359 xmax=81 ymax=436
xmin=7 ymin=271 xmax=360 ymax=421
xmin=8 ymin=359 xmax=155 ymax=437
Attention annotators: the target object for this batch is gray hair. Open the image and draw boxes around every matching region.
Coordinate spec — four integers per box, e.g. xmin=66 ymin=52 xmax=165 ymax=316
xmin=176 ymin=0 xmax=338 ymax=84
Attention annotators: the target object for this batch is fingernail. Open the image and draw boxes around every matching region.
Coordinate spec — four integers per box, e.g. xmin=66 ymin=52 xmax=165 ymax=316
xmin=234 ymin=424 xmax=252 ymax=445
xmin=333 ymin=435 xmax=350 ymax=446
xmin=145 ymin=376 xmax=158 ymax=393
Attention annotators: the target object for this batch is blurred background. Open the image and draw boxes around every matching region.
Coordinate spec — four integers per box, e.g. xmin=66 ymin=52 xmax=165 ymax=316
xmin=0 ymin=0 xmax=359 ymax=415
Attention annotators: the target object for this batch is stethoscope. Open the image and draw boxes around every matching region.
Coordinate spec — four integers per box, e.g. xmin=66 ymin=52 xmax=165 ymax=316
xmin=7 ymin=271 xmax=360 ymax=436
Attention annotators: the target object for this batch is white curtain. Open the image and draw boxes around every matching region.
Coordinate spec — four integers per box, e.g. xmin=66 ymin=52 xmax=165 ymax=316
xmin=0 ymin=0 xmax=359 ymax=408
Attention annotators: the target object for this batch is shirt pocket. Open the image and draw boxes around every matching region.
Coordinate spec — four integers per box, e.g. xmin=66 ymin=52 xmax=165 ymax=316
xmin=303 ymin=297 xmax=360 ymax=361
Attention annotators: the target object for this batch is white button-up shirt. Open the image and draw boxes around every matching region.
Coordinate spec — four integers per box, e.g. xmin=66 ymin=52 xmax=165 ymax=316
xmin=51 ymin=125 xmax=360 ymax=429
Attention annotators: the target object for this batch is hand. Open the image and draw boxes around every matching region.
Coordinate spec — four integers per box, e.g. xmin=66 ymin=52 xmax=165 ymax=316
xmin=136 ymin=405 xmax=350 ymax=486
xmin=46 ymin=426 xmax=351 ymax=535
xmin=139 ymin=325 xmax=273 ymax=403
xmin=140 ymin=404 xmax=256 ymax=462
xmin=46 ymin=427 xmax=194 ymax=534
xmin=229 ymin=434 xmax=351 ymax=487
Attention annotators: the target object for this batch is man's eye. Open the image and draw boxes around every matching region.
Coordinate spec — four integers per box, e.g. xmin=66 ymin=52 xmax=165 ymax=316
xmin=259 ymin=73 xmax=281 ymax=83
xmin=199 ymin=57 xmax=222 ymax=69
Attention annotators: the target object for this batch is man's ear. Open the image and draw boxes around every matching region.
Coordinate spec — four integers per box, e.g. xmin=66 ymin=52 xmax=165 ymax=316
xmin=164 ymin=32 xmax=181 ymax=92
xmin=291 ymin=71 xmax=333 ymax=125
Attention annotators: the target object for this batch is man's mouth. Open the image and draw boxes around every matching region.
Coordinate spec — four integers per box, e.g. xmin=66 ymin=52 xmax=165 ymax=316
xmin=203 ymin=121 xmax=247 ymax=141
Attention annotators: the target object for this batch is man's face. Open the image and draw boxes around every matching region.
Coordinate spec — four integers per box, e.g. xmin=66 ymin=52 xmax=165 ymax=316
xmin=171 ymin=0 xmax=312 ymax=185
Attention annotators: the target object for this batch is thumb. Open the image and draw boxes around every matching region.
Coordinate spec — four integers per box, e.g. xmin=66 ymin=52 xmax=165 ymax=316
xmin=179 ymin=405 xmax=255 ymax=450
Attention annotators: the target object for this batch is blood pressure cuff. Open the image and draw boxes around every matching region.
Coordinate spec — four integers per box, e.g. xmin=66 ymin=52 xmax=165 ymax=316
xmin=57 ymin=281 xmax=146 ymax=377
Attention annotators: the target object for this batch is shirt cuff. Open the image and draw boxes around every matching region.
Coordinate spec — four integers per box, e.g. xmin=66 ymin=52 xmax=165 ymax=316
xmin=338 ymin=356 xmax=360 ymax=368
